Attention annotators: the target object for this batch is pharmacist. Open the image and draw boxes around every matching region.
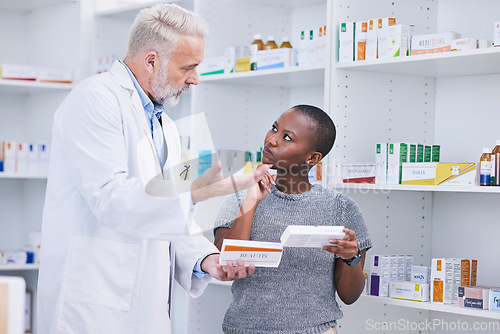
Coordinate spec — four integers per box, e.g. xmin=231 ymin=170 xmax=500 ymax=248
xmin=37 ymin=4 xmax=269 ymax=334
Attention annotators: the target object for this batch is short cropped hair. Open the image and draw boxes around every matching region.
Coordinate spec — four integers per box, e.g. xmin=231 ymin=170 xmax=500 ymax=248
xmin=291 ymin=105 xmax=336 ymax=158
xmin=126 ymin=3 xmax=208 ymax=60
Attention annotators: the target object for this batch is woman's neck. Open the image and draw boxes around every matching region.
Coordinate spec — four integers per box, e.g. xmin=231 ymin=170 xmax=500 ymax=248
xmin=274 ymin=172 xmax=312 ymax=194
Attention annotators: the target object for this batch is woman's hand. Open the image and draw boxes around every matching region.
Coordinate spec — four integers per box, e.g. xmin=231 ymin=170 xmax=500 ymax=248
xmin=246 ymin=169 xmax=276 ymax=203
xmin=322 ymin=228 xmax=358 ymax=260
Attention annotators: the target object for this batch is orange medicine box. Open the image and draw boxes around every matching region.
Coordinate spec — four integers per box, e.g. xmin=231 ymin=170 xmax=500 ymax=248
xmin=431 ymin=258 xmax=454 ymax=304
xmin=219 ymin=239 xmax=283 ymax=268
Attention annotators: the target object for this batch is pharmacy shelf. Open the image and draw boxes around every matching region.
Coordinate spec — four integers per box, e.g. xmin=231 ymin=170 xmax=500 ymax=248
xmin=331 ymin=183 xmax=500 ymax=194
xmin=336 ymin=47 xmax=500 ymax=78
xmin=96 ymin=0 xmax=184 ymax=18
xmin=0 ymin=0 xmax=77 ymax=11
xmin=361 ymin=295 xmax=500 ymax=320
xmin=0 ymin=264 xmax=39 ymax=271
xmin=0 ymin=174 xmax=47 ymax=180
xmin=200 ymin=64 xmax=325 ymax=87
xmin=0 ymin=80 xmax=73 ymax=94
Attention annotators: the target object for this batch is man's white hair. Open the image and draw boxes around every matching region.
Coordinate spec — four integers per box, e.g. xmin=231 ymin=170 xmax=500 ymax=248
xmin=126 ymin=3 xmax=208 ymax=60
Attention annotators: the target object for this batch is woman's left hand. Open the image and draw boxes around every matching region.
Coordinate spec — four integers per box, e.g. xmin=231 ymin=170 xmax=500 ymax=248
xmin=322 ymin=228 xmax=358 ymax=260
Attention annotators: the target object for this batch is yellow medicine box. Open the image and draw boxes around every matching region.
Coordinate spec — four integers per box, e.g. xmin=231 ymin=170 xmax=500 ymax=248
xmin=401 ymin=162 xmax=476 ymax=185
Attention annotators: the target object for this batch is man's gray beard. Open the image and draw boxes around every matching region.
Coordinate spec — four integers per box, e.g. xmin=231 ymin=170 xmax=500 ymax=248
xmin=152 ymin=65 xmax=189 ymax=106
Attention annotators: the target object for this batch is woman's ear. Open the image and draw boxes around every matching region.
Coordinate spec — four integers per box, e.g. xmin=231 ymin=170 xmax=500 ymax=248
xmin=306 ymin=152 xmax=322 ymax=165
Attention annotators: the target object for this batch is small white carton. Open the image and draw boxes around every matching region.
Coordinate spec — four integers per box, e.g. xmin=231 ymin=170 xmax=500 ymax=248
xmin=375 ymin=143 xmax=388 ymax=184
xmin=256 ymin=49 xmax=296 ymax=70
xmin=411 ymin=31 xmax=461 ymax=55
xmin=451 ymin=38 xmax=477 ymax=52
xmin=385 ymin=24 xmax=409 ymax=58
xmin=411 ymin=265 xmax=431 ymax=284
xmin=365 ymin=19 xmax=378 ymax=60
xmin=280 ymin=225 xmax=345 ymax=248
xmin=387 ymin=143 xmax=408 ymax=184
xmin=219 ymin=239 xmax=283 ymax=268
xmin=370 ymin=255 xmax=390 ymax=297
xmin=390 ymin=281 xmax=430 ymax=302
xmin=0 ymin=64 xmax=37 ymax=80
xmin=377 ymin=18 xmax=397 ymax=59
xmin=339 ymin=22 xmax=354 ymax=62
xmin=198 ymin=57 xmax=230 ymax=76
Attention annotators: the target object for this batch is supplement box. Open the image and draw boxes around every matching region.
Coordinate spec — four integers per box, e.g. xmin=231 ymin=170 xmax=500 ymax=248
xmin=458 ymin=286 xmax=497 ymax=309
xmin=376 ymin=18 xmax=397 ymax=59
xmin=342 ymin=163 xmax=376 ymax=183
xmin=389 ymin=281 xmax=430 ymax=302
xmin=375 ymin=143 xmax=388 ymax=184
xmin=371 ymin=255 xmax=390 ymax=297
xmin=411 ymin=265 xmax=431 ymax=284
xmin=0 ymin=64 xmax=37 ymax=81
xmin=365 ymin=19 xmax=377 ymax=60
xmin=256 ymin=48 xmax=296 ymax=70
xmin=387 ymin=143 xmax=407 ymax=184
xmin=489 ymin=288 xmax=500 ymax=312
xmin=411 ymin=31 xmax=461 ymax=55
xmin=495 ymin=22 xmax=500 ymax=47
xmin=280 ymin=225 xmax=345 ymax=248
xmin=219 ymin=239 xmax=283 ymax=268
xmin=451 ymin=38 xmax=477 ymax=52
xmin=431 ymin=258 xmax=453 ymax=304
xmin=452 ymin=259 xmax=471 ymax=303
xmin=37 ymin=66 xmax=73 ymax=84
xmin=339 ymin=22 xmax=354 ymax=62
xmin=198 ymin=57 xmax=229 ymax=76
xmin=384 ymin=24 xmax=409 ymax=58
xmin=355 ymin=21 xmax=367 ymax=61
xmin=0 ymin=276 xmax=26 ymax=334
xmin=401 ymin=162 xmax=476 ymax=185
xmin=363 ymin=270 xmax=370 ymax=294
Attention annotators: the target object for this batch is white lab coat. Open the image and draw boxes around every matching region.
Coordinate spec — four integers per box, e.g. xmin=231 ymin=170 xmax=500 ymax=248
xmin=37 ymin=61 xmax=219 ymax=334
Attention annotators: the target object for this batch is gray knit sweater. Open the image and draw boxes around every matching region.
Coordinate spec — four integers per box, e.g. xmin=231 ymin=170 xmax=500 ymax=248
xmin=214 ymin=184 xmax=372 ymax=334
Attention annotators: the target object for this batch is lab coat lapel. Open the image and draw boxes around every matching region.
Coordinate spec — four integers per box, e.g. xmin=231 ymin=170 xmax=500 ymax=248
xmin=109 ymin=61 xmax=161 ymax=178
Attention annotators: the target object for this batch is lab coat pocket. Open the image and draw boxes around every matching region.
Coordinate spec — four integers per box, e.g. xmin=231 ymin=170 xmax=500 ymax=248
xmin=65 ymin=236 xmax=140 ymax=311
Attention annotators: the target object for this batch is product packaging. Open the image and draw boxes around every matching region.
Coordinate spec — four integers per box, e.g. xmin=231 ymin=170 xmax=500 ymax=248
xmin=219 ymin=239 xmax=283 ymax=268
xmin=298 ymin=30 xmax=308 ymax=66
xmin=384 ymin=24 xmax=409 ymax=58
xmin=375 ymin=143 xmax=388 ymax=184
xmin=308 ymin=29 xmax=317 ymax=65
xmin=365 ymin=19 xmax=378 ymax=60
xmin=494 ymin=21 xmax=500 ymax=47
xmin=377 ymin=18 xmax=397 ymax=59
xmin=431 ymin=258 xmax=454 ymax=304
xmin=432 ymin=145 xmax=441 ymax=162
xmin=489 ymin=288 xmax=500 ymax=311
xmin=339 ymin=22 xmax=355 ymax=62
xmin=355 ymin=21 xmax=368 ymax=60
xmin=280 ymin=225 xmax=345 ymax=248
xmin=2 ymin=141 xmax=16 ymax=173
xmin=198 ymin=57 xmax=229 ymax=76
xmin=371 ymin=255 xmax=390 ymax=297
xmin=411 ymin=265 xmax=431 ymax=284
xmin=424 ymin=145 xmax=432 ymax=162
xmin=451 ymin=38 xmax=478 ymax=51
xmin=0 ymin=64 xmax=37 ymax=81
xmin=37 ymin=66 xmax=73 ymax=84
xmin=459 ymin=286 xmax=497 ymax=309
xmin=342 ymin=163 xmax=376 ymax=183
xmin=389 ymin=281 xmax=430 ymax=302
xmin=411 ymin=32 xmax=461 ymax=55
xmin=401 ymin=162 xmax=476 ymax=185
xmin=452 ymin=259 xmax=472 ymax=303
xmin=16 ymin=142 xmax=28 ymax=175
xmin=256 ymin=48 xmax=296 ymax=70
xmin=387 ymin=143 xmax=407 ymax=184
xmin=317 ymin=25 xmax=327 ymax=64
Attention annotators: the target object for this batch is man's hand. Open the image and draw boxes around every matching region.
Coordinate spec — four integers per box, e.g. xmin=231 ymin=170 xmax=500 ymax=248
xmin=201 ymin=254 xmax=255 ymax=281
xmin=191 ymin=162 xmax=271 ymax=203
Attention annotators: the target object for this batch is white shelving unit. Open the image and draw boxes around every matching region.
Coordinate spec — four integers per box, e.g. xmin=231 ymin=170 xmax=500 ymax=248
xmin=0 ymin=0 xmax=91 ymax=332
xmin=331 ymin=1 xmax=500 ymax=333
xmin=361 ymin=295 xmax=500 ymax=321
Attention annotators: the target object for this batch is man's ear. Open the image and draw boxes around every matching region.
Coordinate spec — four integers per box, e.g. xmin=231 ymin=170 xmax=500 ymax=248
xmin=306 ymin=152 xmax=322 ymax=165
xmin=144 ymin=51 xmax=159 ymax=74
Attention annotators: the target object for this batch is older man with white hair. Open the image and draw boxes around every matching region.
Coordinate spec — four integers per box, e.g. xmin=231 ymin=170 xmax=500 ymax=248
xmin=37 ymin=4 xmax=269 ymax=334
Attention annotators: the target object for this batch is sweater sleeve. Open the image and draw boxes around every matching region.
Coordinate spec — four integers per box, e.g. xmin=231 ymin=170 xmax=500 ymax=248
xmin=336 ymin=193 xmax=373 ymax=251
xmin=213 ymin=191 xmax=245 ymax=234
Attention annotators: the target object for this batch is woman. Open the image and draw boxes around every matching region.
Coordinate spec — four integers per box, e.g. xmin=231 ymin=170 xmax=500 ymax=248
xmin=214 ymin=105 xmax=372 ymax=334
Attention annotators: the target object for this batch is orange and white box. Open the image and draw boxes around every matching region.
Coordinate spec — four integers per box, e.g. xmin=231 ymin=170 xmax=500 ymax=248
xmin=0 ymin=64 xmax=37 ymax=81
xmin=365 ymin=19 xmax=378 ymax=60
xmin=376 ymin=17 xmax=396 ymax=59
xmin=411 ymin=31 xmax=461 ymax=55
xmin=452 ymin=259 xmax=471 ymax=303
xmin=355 ymin=21 xmax=368 ymax=60
xmin=219 ymin=239 xmax=283 ymax=268
xmin=431 ymin=258 xmax=454 ymax=304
